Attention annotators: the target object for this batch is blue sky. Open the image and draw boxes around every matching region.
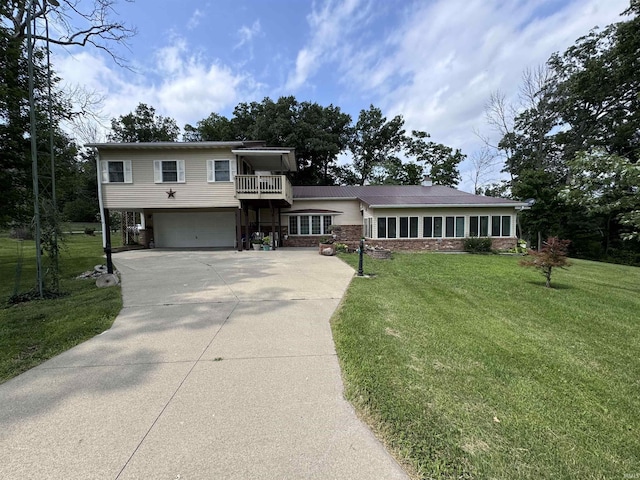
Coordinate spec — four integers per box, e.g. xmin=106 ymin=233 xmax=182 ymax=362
xmin=54 ymin=0 xmax=629 ymax=190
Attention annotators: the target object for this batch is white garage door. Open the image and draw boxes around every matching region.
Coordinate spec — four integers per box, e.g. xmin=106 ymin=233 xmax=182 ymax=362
xmin=154 ymin=212 xmax=236 ymax=248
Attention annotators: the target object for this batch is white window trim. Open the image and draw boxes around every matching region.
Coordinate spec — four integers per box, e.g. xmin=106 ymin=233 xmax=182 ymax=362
xmin=287 ymin=214 xmax=333 ymax=236
xmin=376 ymin=216 xmax=420 ymax=239
xmin=398 ymin=216 xmax=419 ymax=238
xmin=100 ymin=160 xmax=132 ymax=184
xmin=372 ymin=214 xmax=513 ymax=240
xmin=154 ymin=160 xmax=185 ymax=183
xmin=207 ymin=159 xmax=236 ymax=183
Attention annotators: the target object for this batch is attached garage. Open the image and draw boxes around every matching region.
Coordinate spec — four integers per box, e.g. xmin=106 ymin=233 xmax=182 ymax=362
xmin=153 ymin=211 xmax=236 ymax=248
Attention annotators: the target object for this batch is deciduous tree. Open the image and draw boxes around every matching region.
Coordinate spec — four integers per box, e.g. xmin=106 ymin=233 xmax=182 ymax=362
xmin=108 ymin=103 xmax=180 ymax=142
xmin=520 ymin=237 xmax=571 ymax=288
xmin=343 ymin=105 xmax=405 ymax=186
xmin=405 ymin=130 xmax=464 ymax=187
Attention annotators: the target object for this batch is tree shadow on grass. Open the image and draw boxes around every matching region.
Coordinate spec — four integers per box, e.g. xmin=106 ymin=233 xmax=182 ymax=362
xmin=525 ymin=280 xmax=573 ymax=290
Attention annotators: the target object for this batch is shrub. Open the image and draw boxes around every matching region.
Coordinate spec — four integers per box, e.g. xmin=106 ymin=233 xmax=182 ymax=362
xmin=9 ymin=226 xmax=33 ymax=240
xmin=335 ymin=243 xmax=348 ymax=253
xmin=463 ymin=236 xmax=492 ymax=253
xmin=520 ymin=236 xmax=571 ymax=288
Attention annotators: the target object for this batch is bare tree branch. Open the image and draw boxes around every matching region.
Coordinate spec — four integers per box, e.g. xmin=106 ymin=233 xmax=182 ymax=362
xmin=8 ymin=0 xmax=136 ymax=67
xmin=468 ymin=146 xmax=500 ymax=194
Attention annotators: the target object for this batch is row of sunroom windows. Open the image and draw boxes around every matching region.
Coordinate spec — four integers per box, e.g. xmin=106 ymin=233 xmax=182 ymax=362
xmin=364 ymin=215 xmax=512 ymax=239
xmin=288 ymin=214 xmax=513 ymax=238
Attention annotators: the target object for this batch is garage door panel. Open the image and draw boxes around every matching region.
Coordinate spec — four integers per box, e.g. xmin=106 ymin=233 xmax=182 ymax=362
xmin=154 ymin=212 xmax=235 ymax=248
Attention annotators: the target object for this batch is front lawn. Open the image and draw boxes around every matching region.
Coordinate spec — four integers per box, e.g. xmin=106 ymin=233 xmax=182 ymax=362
xmin=333 ymin=253 xmax=640 ymax=479
xmin=0 ymin=234 xmax=122 ymax=383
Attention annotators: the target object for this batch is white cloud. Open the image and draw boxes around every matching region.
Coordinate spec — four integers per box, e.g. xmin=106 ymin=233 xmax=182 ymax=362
xmin=331 ymin=0 xmax=629 ymax=190
xmin=235 ymin=20 xmax=262 ymax=49
xmin=187 ymin=9 xmax=204 ymax=30
xmin=285 ymin=0 xmax=368 ymax=91
xmin=55 ymin=36 xmax=262 ymax=142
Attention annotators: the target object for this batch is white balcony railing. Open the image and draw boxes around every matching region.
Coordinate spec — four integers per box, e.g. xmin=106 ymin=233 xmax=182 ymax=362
xmin=235 ymin=175 xmax=292 ymax=204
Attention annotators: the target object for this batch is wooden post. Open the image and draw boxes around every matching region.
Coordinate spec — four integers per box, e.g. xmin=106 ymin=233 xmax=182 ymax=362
xmin=243 ymin=205 xmax=250 ymax=249
xmin=270 ymin=200 xmax=276 ymax=250
xmin=278 ymin=207 xmax=282 ymax=248
xmin=104 ymin=208 xmax=113 ymax=274
xmin=236 ymin=208 xmax=243 ymax=251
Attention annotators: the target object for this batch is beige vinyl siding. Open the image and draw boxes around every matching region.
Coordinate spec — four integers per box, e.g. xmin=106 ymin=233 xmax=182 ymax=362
xmin=101 ymin=149 xmax=239 ymax=210
xmin=370 ymin=207 xmax=517 ymax=238
xmin=282 ymin=199 xmax=362 ymax=224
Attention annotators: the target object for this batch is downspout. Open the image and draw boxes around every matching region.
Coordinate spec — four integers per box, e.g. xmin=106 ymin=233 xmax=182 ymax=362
xmin=96 ymin=150 xmax=106 ymax=249
xmin=96 ymin=151 xmax=113 ymax=273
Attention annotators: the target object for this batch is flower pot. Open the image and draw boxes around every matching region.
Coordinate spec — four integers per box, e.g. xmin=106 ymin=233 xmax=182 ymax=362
xmin=252 ymin=243 xmax=261 ymax=250
xmin=319 ymin=243 xmax=336 ymax=256
xmin=262 ymin=245 xmax=271 ymax=251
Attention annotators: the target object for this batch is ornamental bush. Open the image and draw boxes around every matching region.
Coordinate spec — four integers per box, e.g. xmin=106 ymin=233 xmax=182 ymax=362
xmin=463 ymin=236 xmax=493 ymax=253
xmin=520 ymin=236 xmax=571 ymax=288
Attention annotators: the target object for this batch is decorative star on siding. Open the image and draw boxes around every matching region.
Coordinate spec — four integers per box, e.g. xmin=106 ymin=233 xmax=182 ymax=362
xmin=166 ymin=188 xmax=176 ymax=198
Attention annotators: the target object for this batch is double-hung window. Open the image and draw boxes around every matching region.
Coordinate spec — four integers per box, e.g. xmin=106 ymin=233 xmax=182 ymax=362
xmin=100 ymin=160 xmax=132 ymax=183
xmin=207 ymin=159 xmax=236 ymax=182
xmin=154 ymin=160 xmax=185 ymax=183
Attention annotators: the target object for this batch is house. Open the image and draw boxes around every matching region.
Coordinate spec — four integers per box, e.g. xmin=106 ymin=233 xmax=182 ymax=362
xmin=284 ymin=184 xmax=523 ymax=251
xmin=89 ymin=141 xmax=524 ymax=254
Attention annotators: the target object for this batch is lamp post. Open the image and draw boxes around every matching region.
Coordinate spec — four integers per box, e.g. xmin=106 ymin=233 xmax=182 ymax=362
xmin=26 ymin=0 xmax=59 ymax=297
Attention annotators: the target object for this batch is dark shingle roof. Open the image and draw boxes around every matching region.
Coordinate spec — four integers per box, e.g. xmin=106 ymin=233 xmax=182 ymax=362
xmin=292 ymin=185 xmax=523 ymax=207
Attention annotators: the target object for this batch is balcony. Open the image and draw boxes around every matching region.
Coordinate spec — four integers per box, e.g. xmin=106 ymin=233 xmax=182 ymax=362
xmin=235 ymin=174 xmax=293 ymax=205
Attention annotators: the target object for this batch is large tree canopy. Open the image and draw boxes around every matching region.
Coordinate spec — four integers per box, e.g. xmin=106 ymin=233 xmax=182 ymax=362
xmin=183 ymin=98 xmax=463 ymax=187
xmin=108 ymin=103 xmax=180 ymax=142
xmin=484 ymin=1 xmax=639 ymax=261
xmin=342 ymin=105 xmax=405 ymax=186
xmin=0 ymin=0 xmax=134 ymax=227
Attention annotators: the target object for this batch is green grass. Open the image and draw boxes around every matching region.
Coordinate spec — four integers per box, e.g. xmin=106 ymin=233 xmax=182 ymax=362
xmin=0 ymin=234 xmax=123 ymax=383
xmin=61 ymin=221 xmax=102 ymax=234
xmin=333 ymin=253 xmax=640 ymax=479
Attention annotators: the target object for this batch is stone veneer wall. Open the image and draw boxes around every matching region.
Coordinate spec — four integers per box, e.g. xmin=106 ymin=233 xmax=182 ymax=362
xmin=365 ymin=237 xmax=517 ymax=251
xmin=281 ymin=223 xmax=517 ymax=251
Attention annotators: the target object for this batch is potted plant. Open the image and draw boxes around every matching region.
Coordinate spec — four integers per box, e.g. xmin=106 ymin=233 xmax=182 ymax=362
xmin=262 ymin=235 xmax=272 ymax=251
xmin=251 ymin=238 xmax=262 ymax=250
xmin=318 ymin=236 xmax=335 ymax=255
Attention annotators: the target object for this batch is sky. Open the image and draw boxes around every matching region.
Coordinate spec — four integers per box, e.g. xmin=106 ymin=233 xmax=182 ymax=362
xmin=52 ymin=0 xmax=630 ymax=191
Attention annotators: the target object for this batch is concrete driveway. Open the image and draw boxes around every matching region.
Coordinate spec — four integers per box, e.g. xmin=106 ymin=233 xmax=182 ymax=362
xmin=0 ymin=248 xmax=408 ymax=479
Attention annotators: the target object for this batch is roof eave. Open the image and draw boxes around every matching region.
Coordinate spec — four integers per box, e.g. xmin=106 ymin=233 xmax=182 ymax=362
xmin=86 ymin=141 xmax=249 ymax=150
xmin=369 ymin=203 xmax=526 ymax=208
xmin=292 ymin=196 xmax=359 ymax=201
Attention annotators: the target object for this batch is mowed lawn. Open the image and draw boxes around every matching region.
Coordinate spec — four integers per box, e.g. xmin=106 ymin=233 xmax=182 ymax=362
xmin=0 ymin=233 xmax=122 ymax=383
xmin=333 ymin=253 xmax=640 ymax=479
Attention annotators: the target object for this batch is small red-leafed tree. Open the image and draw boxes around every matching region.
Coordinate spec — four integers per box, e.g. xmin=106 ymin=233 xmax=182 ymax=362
xmin=520 ymin=237 xmax=571 ymax=288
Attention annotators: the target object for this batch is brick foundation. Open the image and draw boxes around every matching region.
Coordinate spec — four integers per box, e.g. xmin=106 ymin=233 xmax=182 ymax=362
xmin=282 ymin=224 xmax=363 ymax=249
xmin=365 ymin=237 xmax=517 ymax=251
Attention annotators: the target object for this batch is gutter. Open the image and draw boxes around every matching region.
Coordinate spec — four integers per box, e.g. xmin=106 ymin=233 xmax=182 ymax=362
xmin=95 ymin=150 xmax=106 ymax=249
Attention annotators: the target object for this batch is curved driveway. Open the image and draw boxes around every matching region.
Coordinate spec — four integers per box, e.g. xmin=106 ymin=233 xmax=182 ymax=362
xmin=0 ymin=248 xmax=408 ymax=479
